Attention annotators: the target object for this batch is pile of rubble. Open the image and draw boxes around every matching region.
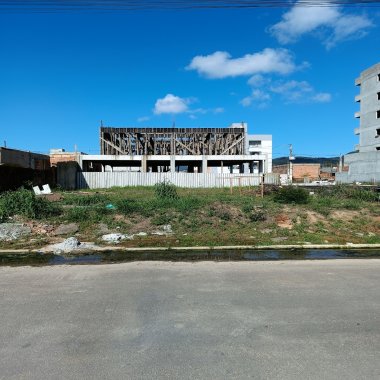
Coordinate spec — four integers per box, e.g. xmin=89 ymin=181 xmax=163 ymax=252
xmin=0 ymin=223 xmax=31 ymax=241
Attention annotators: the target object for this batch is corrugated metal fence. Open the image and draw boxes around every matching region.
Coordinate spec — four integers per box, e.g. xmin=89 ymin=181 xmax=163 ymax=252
xmin=76 ymin=172 xmax=280 ymax=189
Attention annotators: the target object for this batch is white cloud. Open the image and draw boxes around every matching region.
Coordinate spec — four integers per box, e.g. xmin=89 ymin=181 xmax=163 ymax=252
xmin=152 ymin=95 xmax=224 ymax=118
xmin=312 ymin=92 xmax=332 ymax=103
xmin=325 ymin=14 xmax=372 ymax=49
xmin=241 ymin=90 xmax=270 ymax=107
xmin=187 ymin=106 xmax=225 ymax=115
xmin=270 ymin=2 xmax=372 ymax=48
xmin=242 ymin=78 xmax=332 ymax=106
xmin=270 ymin=5 xmax=339 ymax=44
xmin=188 ymin=108 xmax=207 ymax=115
xmin=153 ymin=94 xmax=190 ymax=115
xmin=270 ymin=80 xmax=313 ymax=102
xmin=247 ymin=74 xmax=270 ymax=87
xmin=270 ymin=80 xmax=313 ymax=93
xmin=186 ymin=48 xmax=298 ymax=79
xmin=271 ymin=80 xmax=331 ymax=103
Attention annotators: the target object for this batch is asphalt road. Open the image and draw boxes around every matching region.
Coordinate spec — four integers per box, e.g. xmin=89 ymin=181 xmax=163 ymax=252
xmin=1 ymin=260 xmax=380 ymax=380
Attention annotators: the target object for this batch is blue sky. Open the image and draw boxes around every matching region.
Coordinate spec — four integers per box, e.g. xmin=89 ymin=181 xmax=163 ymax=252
xmin=0 ymin=3 xmax=379 ymax=157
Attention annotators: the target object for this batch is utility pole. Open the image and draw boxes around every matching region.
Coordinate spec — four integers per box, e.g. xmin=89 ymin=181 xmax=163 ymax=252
xmin=288 ymin=144 xmax=295 ymax=184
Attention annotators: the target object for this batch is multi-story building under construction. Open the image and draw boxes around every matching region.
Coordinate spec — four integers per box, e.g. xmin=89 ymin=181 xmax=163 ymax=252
xmin=78 ymin=123 xmax=272 ymax=174
xmin=336 ymin=62 xmax=380 ymax=183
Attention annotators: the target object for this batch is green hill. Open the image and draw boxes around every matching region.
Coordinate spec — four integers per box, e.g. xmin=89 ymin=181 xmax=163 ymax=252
xmin=273 ymin=156 xmax=339 ymax=166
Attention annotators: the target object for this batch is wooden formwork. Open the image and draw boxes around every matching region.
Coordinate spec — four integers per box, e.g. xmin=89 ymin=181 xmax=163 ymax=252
xmin=100 ymin=127 xmax=246 ymax=156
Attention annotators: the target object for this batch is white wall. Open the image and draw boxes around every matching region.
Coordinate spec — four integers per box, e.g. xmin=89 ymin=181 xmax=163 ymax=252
xmin=246 ymin=134 xmax=273 ymax=173
xmin=76 ymin=172 xmax=280 ymax=189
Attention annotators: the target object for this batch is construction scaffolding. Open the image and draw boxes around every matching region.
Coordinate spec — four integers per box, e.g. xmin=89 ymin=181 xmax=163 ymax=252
xmin=100 ymin=127 xmax=246 ymax=156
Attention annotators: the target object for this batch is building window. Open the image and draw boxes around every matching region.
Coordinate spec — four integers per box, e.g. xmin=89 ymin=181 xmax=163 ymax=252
xmin=249 ymin=140 xmax=261 ymax=147
xmin=378 ymin=74 xmax=380 ymax=82
xmin=378 ymin=92 xmax=380 ymax=100
xmin=377 ymin=147 xmax=380 ymax=151
xmin=377 ymin=110 xmax=380 ymax=119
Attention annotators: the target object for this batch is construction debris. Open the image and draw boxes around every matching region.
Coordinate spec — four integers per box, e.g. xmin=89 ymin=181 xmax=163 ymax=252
xmin=45 ymin=237 xmax=97 ymax=254
xmin=0 ymin=223 xmax=32 ymax=241
xmin=33 ymin=184 xmax=52 ymax=195
xmin=101 ymin=233 xmax=133 ymax=243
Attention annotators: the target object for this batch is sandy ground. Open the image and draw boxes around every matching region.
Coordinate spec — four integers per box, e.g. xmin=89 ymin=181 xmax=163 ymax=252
xmin=1 ymin=260 xmax=380 ymax=379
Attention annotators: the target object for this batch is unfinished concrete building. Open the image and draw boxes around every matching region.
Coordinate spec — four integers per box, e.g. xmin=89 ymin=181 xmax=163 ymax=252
xmin=336 ymin=62 xmax=380 ymax=183
xmin=100 ymin=126 xmax=246 ymax=156
xmin=79 ymin=123 xmax=271 ymax=175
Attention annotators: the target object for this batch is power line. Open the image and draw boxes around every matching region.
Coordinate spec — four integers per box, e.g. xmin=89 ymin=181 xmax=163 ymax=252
xmin=272 ymin=153 xmax=342 ymax=158
xmin=1 ymin=0 xmax=380 ymax=12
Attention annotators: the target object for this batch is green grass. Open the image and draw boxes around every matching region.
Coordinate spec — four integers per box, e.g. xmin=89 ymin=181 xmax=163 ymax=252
xmin=0 ymin=189 xmax=61 ymax=222
xmin=0 ymin=185 xmax=378 ymax=248
xmin=62 ymin=193 xmax=110 ymax=206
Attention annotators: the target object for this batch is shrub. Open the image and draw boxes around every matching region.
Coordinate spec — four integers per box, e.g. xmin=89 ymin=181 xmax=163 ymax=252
xmin=317 ymin=185 xmax=378 ymax=202
xmin=241 ymin=204 xmax=266 ymax=222
xmin=249 ymin=210 xmax=266 ymax=222
xmin=154 ymin=180 xmax=178 ymax=200
xmin=273 ymin=186 xmax=310 ymax=204
xmin=0 ymin=188 xmax=61 ymax=222
xmin=333 ymin=185 xmax=378 ymax=202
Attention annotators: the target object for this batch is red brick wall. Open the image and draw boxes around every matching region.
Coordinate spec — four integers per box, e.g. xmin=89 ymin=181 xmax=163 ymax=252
xmin=50 ymin=153 xmax=78 ymax=166
xmin=292 ymin=164 xmax=320 ymax=181
xmin=272 ymin=164 xmax=288 ymax=175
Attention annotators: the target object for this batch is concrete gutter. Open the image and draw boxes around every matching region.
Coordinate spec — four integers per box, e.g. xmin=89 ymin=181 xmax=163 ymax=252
xmin=1 ymin=243 xmax=380 ymax=255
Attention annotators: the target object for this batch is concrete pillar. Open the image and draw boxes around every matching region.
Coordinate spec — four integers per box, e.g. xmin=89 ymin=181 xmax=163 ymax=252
xmin=141 ymin=155 xmax=147 ymax=173
xmin=202 ymin=156 xmax=207 ymax=173
xmin=170 ymin=155 xmax=175 ymax=173
xmin=258 ymin=161 xmax=263 ymax=174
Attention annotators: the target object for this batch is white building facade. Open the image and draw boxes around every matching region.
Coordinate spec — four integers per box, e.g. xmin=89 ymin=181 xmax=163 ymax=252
xmin=246 ymin=134 xmax=272 ymax=174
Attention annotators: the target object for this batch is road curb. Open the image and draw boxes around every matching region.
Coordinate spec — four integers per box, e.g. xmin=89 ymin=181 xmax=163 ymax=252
xmin=1 ymin=243 xmax=380 ymax=255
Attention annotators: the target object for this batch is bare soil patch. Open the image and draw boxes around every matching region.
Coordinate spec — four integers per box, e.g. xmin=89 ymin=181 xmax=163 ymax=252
xmin=330 ymin=210 xmax=360 ymax=221
xmin=275 ymin=214 xmax=293 ymax=229
xmin=306 ymin=210 xmax=326 ymax=224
